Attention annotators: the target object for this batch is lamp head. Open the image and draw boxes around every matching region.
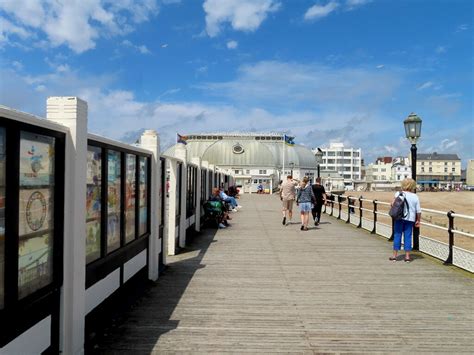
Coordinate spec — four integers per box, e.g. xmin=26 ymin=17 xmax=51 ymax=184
xmin=404 ymin=112 xmax=422 ymax=144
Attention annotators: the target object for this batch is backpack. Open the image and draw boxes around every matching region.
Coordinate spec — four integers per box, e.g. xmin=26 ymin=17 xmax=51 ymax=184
xmin=389 ymin=192 xmax=409 ymax=220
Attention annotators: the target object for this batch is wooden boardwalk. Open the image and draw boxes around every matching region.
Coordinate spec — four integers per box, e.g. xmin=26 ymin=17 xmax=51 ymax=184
xmin=95 ymin=194 xmax=474 ymax=354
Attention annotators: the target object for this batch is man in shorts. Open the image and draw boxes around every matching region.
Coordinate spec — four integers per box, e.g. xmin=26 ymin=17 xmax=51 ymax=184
xmin=280 ymin=175 xmax=298 ymax=225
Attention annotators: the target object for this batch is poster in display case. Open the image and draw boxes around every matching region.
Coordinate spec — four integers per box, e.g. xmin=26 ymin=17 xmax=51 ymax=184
xmin=19 ymin=132 xmax=55 ymax=187
xmin=107 ymin=151 xmax=121 ymax=252
xmin=125 ymin=154 xmax=136 ymax=243
xmin=0 ymin=127 xmax=4 ymax=308
xmin=18 ymin=231 xmax=53 ymax=299
xmin=18 ymin=188 xmax=53 ymax=236
xmin=18 ymin=131 xmax=55 ymax=299
xmin=139 ymin=157 xmax=148 ymax=235
xmin=86 ymin=220 xmax=101 ymax=263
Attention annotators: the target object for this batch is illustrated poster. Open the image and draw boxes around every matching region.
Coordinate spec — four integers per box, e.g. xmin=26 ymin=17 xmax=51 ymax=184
xmin=19 ymin=132 xmax=55 ymax=187
xmin=19 ymin=188 xmax=53 ymax=236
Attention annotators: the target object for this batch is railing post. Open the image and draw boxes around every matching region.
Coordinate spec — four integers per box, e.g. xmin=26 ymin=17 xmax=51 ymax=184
xmin=331 ymin=195 xmax=334 ymax=216
xmin=175 ymin=145 xmax=187 ymax=248
xmin=371 ymin=200 xmax=377 ymax=234
xmin=337 ymin=195 xmax=342 ymax=219
xmin=413 ymin=221 xmax=420 ymax=251
xmin=389 ymin=218 xmax=395 ymax=241
xmin=191 ymin=157 xmax=202 ymax=233
xmin=444 ymin=211 xmax=455 ymax=265
xmin=346 ymin=196 xmax=351 ymax=223
xmin=358 ymin=197 xmax=363 ymax=228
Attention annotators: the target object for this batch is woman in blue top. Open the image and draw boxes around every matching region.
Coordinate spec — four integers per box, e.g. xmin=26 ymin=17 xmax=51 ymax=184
xmin=296 ymin=177 xmax=316 ymax=231
xmin=390 ymin=178 xmax=422 ymax=262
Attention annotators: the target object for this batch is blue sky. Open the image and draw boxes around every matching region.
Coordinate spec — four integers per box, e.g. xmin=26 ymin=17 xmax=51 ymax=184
xmin=0 ymin=0 xmax=472 ymax=165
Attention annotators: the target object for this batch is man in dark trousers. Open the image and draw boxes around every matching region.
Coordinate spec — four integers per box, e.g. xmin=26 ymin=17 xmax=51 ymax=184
xmin=311 ymin=177 xmax=327 ymax=226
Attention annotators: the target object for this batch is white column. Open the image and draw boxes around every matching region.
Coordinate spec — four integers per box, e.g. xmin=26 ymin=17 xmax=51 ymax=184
xmin=46 ymin=97 xmax=87 ymax=355
xmin=175 ymin=145 xmax=187 ymax=248
xmin=139 ymin=130 xmax=160 ymax=281
xmin=191 ymin=157 xmax=202 ymax=232
xmin=166 ymin=159 xmax=177 ymax=256
xmin=202 ymin=161 xmax=209 ymax=199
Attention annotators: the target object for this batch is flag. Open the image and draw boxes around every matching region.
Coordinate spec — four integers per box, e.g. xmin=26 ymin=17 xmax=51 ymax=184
xmin=284 ymin=135 xmax=295 ymax=146
xmin=177 ymin=133 xmax=188 ymax=145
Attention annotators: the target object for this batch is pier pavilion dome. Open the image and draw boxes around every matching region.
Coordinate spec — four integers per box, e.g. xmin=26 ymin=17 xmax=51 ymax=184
xmin=163 ymin=133 xmax=317 ymax=170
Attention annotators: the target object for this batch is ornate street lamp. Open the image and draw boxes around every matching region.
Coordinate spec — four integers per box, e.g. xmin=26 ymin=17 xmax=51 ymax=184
xmin=404 ymin=112 xmax=422 ymax=180
xmin=315 ymin=148 xmax=323 ymax=179
xmin=403 ymin=112 xmax=422 ymax=250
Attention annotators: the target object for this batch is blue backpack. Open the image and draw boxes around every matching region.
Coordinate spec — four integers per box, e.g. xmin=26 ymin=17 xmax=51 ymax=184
xmin=389 ymin=192 xmax=409 ymax=220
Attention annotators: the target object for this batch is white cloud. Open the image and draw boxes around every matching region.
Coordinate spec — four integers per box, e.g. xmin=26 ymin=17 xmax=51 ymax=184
xmin=122 ymin=39 xmax=151 ymax=54
xmin=200 ymin=60 xmax=402 ymax=111
xmin=0 ymin=0 xmax=159 ymax=53
xmin=456 ymin=24 xmax=468 ymax=32
xmin=304 ymin=1 xmax=339 ymax=21
xmin=203 ymin=0 xmax=280 ymax=37
xmin=0 ymin=17 xmax=31 ymax=45
xmin=435 ymin=46 xmax=446 ymax=54
xmin=12 ymin=61 xmax=24 ymax=71
xmin=227 ymin=40 xmax=238 ymax=49
xmin=376 ymin=64 xmax=384 ymax=69
xmin=345 ymin=0 xmax=372 ymax=10
xmin=417 ymin=81 xmax=433 ymax=91
xmin=441 ymin=139 xmax=458 ymax=150
xmin=384 ymin=145 xmax=398 ymax=154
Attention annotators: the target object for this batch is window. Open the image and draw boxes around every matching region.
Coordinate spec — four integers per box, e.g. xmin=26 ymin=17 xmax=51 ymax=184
xmin=0 ymin=128 xmax=5 ymax=308
xmin=259 ymin=169 xmax=267 ymax=174
xmin=125 ymin=154 xmax=136 ymax=243
xmin=421 ymin=167 xmax=425 ymax=172
xmin=381 ymin=168 xmax=386 ymax=172
xmin=234 ymin=170 xmax=240 ymax=174
xmin=327 ymin=151 xmax=335 ymax=156
xmin=444 ymin=162 xmax=448 ymax=165
xmin=397 ymin=175 xmax=401 ymax=180
xmin=138 ymin=157 xmax=148 ymax=236
xmin=353 ymin=152 xmax=359 ymax=157
xmin=444 ymin=167 xmax=448 ymax=173
xmin=452 ymin=167 xmax=456 ymax=172
xmin=429 ymin=167 xmax=432 ymax=172
xmin=107 ymin=150 xmax=121 ymax=253
xmin=86 ymin=146 xmax=102 ymax=264
xmin=245 ymin=170 xmax=250 ymax=174
xmin=253 ymin=179 xmax=258 ymax=183
xmin=421 ymin=162 xmax=425 ymax=165
xmin=18 ymin=132 xmax=56 ymax=299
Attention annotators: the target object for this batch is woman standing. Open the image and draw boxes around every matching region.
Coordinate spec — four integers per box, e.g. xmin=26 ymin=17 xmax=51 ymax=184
xmin=390 ymin=178 xmax=421 ymax=262
xmin=296 ymin=177 xmax=316 ymax=231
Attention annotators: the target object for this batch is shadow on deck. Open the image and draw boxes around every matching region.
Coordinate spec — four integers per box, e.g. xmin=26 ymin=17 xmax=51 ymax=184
xmin=92 ymin=194 xmax=474 ymax=354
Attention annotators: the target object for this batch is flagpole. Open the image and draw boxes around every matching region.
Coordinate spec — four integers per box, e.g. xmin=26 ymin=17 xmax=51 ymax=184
xmin=282 ymin=135 xmax=285 ymax=178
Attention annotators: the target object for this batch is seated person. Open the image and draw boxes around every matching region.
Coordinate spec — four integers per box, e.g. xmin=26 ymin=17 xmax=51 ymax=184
xmin=219 ymin=187 xmax=242 ymax=210
xmin=257 ymin=184 xmax=264 ymax=194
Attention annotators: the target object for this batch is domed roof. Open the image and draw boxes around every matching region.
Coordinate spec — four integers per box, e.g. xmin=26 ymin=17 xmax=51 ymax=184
xmin=202 ymin=140 xmax=275 ymax=167
xmin=162 ymin=136 xmax=317 ymax=169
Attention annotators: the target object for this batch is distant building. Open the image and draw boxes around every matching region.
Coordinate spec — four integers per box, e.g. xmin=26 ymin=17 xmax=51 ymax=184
xmin=365 ymin=156 xmax=411 ymax=191
xmin=314 ymin=142 xmax=362 ymax=190
xmin=164 ymin=133 xmax=317 ymax=193
xmin=391 ymin=156 xmax=411 ymax=182
xmin=415 ymin=152 xmax=462 ymax=189
xmin=466 ymin=160 xmax=474 ymax=186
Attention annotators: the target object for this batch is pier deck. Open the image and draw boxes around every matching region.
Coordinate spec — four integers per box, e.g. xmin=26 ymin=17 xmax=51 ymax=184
xmin=95 ymin=194 xmax=474 ymax=353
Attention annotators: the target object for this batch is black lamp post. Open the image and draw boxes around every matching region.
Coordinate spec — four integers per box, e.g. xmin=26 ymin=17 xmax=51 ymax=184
xmin=403 ymin=112 xmax=422 ymax=249
xmin=315 ymin=148 xmax=323 ymax=179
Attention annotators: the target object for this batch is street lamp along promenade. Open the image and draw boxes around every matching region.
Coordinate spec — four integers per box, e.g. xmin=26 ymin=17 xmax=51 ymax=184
xmin=403 ymin=112 xmax=422 ymax=250
xmin=315 ymin=148 xmax=323 ymax=180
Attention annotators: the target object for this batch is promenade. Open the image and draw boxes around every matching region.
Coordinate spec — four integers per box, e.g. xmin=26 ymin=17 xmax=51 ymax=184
xmin=95 ymin=194 xmax=474 ymax=354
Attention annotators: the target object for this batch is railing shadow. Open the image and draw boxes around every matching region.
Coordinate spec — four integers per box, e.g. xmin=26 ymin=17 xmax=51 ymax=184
xmin=88 ymin=226 xmax=218 ymax=354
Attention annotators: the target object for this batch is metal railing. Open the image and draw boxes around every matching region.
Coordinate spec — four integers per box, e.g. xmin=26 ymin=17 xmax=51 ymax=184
xmin=325 ymin=193 xmax=474 ymax=270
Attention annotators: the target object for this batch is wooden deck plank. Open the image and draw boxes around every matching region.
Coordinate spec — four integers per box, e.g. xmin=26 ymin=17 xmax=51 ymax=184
xmin=95 ymin=194 xmax=474 ymax=354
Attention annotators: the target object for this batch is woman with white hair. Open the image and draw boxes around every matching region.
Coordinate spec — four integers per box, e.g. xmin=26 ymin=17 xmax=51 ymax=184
xmin=390 ymin=178 xmax=421 ymax=262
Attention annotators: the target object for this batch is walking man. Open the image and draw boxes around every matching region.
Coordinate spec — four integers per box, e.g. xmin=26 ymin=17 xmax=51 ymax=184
xmin=311 ymin=177 xmax=327 ymax=226
xmin=280 ymin=175 xmax=298 ymax=225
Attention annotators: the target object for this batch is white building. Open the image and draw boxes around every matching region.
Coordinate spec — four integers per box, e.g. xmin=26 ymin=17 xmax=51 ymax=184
xmin=391 ymin=156 xmax=411 ymax=182
xmin=314 ymin=143 xmax=362 ymax=190
xmin=164 ymin=133 xmax=318 ymax=193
